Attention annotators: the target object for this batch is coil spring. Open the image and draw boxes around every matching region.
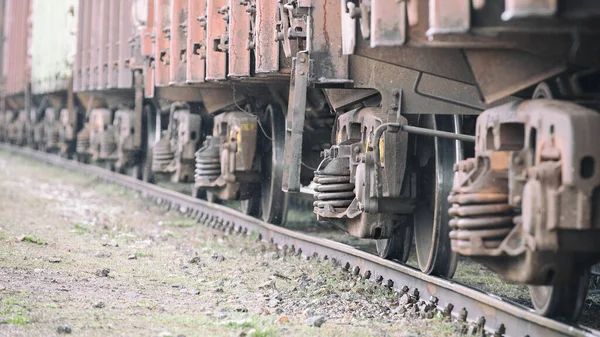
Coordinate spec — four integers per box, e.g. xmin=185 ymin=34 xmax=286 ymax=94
xmin=46 ymin=127 xmax=60 ymax=148
xmin=448 ymin=161 xmax=514 ymax=251
xmin=76 ymin=128 xmax=90 ymax=153
xmin=100 ymin=128 xmax=117 ymax=156
xmin=312 ymin=173 xmax=355 ymax=212
xmin=194 ymin=154 xmax=221 ymax=182
xmin=152 ymin=137 xmax=174 ymax=172
xmin=33 ymin=124 xmax=44 ymax=143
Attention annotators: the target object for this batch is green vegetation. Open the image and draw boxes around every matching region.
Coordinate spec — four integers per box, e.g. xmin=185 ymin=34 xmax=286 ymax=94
xmin=19 ymin=235 xmax=46 ymax=245
xmin=5 ymin=315 xmax=29 ymax=325
xmin=72 ymin=222 xmax=89 ymax=234
xmin=160 ymin=220 xmax=197 ymax=228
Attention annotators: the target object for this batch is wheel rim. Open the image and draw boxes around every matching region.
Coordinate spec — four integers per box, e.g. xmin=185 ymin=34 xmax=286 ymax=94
xmin=259 ymin=104 xmax=288 ymax=225
xmin=376 ymin=219 xmax=412 ymax=263
xmin=413 ymin=114 xmax=457 ymax=277
xmin=529 ymin=267 xmax=590 ymax=322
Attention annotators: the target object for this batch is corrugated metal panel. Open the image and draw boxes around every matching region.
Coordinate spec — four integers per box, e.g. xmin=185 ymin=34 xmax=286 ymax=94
xmin=30 ymin=0 xmax=78 ymax=95
xmin=74 ymin=0 xmax=135 ymax=93
xmin=2 ymin=0 xmax=31 ymax=97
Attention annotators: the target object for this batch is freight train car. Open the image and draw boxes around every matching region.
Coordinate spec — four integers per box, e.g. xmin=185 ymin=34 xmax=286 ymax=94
xmin=2 ymin=0 xmax=600 ymax=322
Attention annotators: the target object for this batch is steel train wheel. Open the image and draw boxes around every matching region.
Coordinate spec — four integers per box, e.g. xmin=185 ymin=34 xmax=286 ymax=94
xmin=376 ymin=219 xmax=412 ymax=263
xmin=240 ymin=104 xmax=288 ymax=225
xmin=529 ymin=267 xmax=590 ymax=322
xmin=413 ymin=114 xmax=458 ymax=277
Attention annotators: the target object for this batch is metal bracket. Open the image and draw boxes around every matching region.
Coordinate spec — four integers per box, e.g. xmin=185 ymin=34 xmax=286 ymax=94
xmin=282 ymin=51 xmax=309 ymax=193
xmin=502 ymin=0 xmax=557 ymax=20
xmin=426 ymin=0 xmax=470 ymax=37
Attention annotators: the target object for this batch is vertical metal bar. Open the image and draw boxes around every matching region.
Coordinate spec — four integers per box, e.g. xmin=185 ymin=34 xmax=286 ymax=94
xmin=282 ymin=51 xmax=309 ymax=193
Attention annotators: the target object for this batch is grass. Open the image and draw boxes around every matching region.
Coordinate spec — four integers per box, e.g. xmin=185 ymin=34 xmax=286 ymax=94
xmin=1 ymin=297 xmax=31 ymax=325
xmin=160 ymin=220 xmax=197 ymax=228
xmin=19 ymin=235 xmax=46 ymax=245
xmin=219 ymin=317 xmax=277 ymax=337
xmin=72 ymin=222 xmax=90 ymax=234
xmin=454 ymin=258 xmax=530 ymax=304
xmin=4 ymin=315 xmax=29 ymax=325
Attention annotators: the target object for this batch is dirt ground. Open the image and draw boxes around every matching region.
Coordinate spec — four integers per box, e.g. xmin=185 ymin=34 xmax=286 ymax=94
xmin=0 ymin=151 xmax=463 ymax=337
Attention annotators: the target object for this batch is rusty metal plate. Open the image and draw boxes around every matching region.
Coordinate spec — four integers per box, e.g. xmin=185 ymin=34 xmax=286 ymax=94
xmin=465 ymin=49 xmax=565 ymax=104
xmin=90 ymin=0 xmax=100 ymax=89
xmin=426 ymin=0 xmax=470 ymax=36
xmin=169 ymin=0 xmax=187 ymax=85
xmin=142 ymin=0 xmax=155 ymax=97
xmin=186 ymin=0 xmax=206 ymax=83
xmin=228 ymin=0 xmax=251 ymax=78
xmin=205 ymin=0 xmax=227 ymax=81
xmin=254 ymin=0 xmax=278 ymax=74
xmin=118 ymin=0 xmax=134 ymax=88
xmin=3 ymin=0 xmax=31 ymax=96
xmin=107 ymin=0 xmax=120 ymax=88
xmin=74 ymin=0 xmax=84 ymax=91
xmin=97 ymin=0 xmax=110 ymax=89
xmin=311 ymin=0 xmax=349 ymax=84
xmin=341 ymin=0 xmax=356 ymax=55
xmin=81 ymin=0 xmax=93 ymax=90
xmin=154 ymin=0 xmax=172 ymax=87
xmin=370 ymin=0 xmax=406 ymax=47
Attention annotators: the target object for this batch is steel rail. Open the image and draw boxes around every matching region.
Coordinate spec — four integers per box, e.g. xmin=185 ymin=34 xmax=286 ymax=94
xmin=2 ymin=143 xmax=598 ymax=337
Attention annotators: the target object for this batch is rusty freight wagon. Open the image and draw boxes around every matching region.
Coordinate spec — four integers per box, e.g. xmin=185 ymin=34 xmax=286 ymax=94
xmin=3 ymin=0 xmax=600 ymax=323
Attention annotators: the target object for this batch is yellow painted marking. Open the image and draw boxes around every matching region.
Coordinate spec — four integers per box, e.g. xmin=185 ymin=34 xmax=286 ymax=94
xmin=379 ymin=137 xmax=385 ymax=164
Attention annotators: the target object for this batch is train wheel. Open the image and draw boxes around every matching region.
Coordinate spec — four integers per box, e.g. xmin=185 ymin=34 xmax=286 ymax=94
xmin=259 ymin=104 xmax=288 ymax=225
xmin=529 ymin=267 xmax=590 ymax=322
xmin=241 ymin=104 xmax=288 ymax=224
xmin=141 ymin=105 xmax=156 ymax=184
xmin=376 ymin=219 xmax=412 ymax=263
xmin=413 ymin=115 xmax=458 ymax=277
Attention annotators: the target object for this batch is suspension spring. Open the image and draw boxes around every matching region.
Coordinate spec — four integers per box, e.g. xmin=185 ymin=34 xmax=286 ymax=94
xmin=46 ymin=127 xmax=59 ymax=148
xmin=33 ymin=124 xmax=44 ymax=143
xmin=151 ymin=137 xmax=175 ymax=172
xmin=313 ymin=173 xmax=355 ymax=212
xmin=194 ymin=136 xmax=222 ymax=184
xmin=194 ymin=156 xmax=221 ymax=182
xmin=76 ymin=128 xmax=90 ymax=154
xmin=448 ymin=160 xmax=514 ymax=251
xmin=100 ymin=127 xmax=117 ymax=157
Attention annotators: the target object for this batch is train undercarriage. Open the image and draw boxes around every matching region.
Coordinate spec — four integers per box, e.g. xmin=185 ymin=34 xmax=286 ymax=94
xmin=3 ymin=0 xmax=600 ymax=323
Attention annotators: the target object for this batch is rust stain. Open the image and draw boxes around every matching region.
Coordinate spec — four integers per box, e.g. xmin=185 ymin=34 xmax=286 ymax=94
xmin=322 ymin=1 xmax=329 ymax=46
xmin=426 ymin=283 xmax=438 ymax=296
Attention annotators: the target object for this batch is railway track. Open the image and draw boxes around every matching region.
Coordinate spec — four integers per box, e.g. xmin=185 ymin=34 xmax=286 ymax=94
xmin=2 ymin=142 xmax=598 ymax=337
